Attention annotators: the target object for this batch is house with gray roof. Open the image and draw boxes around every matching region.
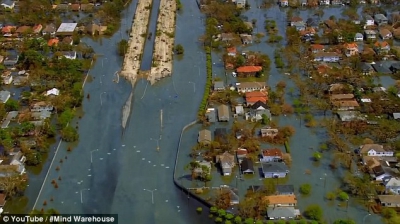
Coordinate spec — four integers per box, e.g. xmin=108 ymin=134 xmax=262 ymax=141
xmin=217 ymin=104 xmax=230 ymax=122
xmin=384 ymin=177 xmax=400 ymax=195
xmin=31 ymin=111 xmax=52 ymax=120
xmin=214 ymin=81 xmax=225 ymax=92
xmin=261 ymin=162 xmax=289 ymax=178
xmin=378 ymin=195 xmax=400 ymax=207
xmin=1 ymin=111 xmax=18 ymax=129
xmin=241 ymin=158 xmax=254 ymax=174
xmin=198 ymin=129 xmax=211 ymax=145
xmin=3 ymin=55 xmax=18 ymax=66
xmin=276 ymin=185 xmax=295 ymax=195
xmin=216 ymin=152 xmax=235 ymax=176
xmin=206 ymin=108 xmax=216 ymax=122
xmin=374 ymin=14 xmax=388 ymax=26
xmin=194 ymin=161 xmax=212 ymax=175
xmin=267 ymin=207 xmax=296 ymax=220
xmin=0 ymin=90 xmax=10 ymax=103
xmin=354 ymin=33 xmax=363 ymax=42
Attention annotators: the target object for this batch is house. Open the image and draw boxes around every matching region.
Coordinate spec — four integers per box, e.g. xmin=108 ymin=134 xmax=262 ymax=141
xmin=227 ymin=47 xmax=237 ymax=57
xmin=299 ymin=27 xmax=316 ymax=37
xmin=9 ymin=151 xmax=26 ymax=174
xmin=380 ymin=29 xmax=393 ymax=40
xmin=1 ymin=111 xmax=18 ymax=129
xmin=393 ymin=113 xmax=400 ymax=120
xmin=86 ymin=23 xmax=107 ymax=36
xmin=365 ymin=15 xmax=374 ymax=26
xmin=378 ymin=195 xmax=400 ymax=207
xmin=217 ymin=104 xmax=229 ymax=122
xmin=374 ymin=41 xmax=391 ymax=54
xmin=236 ymin=66 xmax=262 ymax=77
xmin=360 ymin=62 xmax=375 ymax=75
xmin=61 ymin=51 xmax=77 ymax=60
xmin=45 ymin=88 xmax=60 ymax=96
xmin=241 ymin=158 xmax=255 ymax=174
xmin=251 ymin=100 xmax=268 ymax=110
xmin=3 ymin=55 xmax=18 ymax=67
xmin=267 ymin=207 xmax=296 ymax=220
xmin=1 ymin=0 xmax=14 ymax=9
xmin=292 ymin=22 xmax=306 ymax=31
xmin=62 ymin=36 xmax=73 ymax=45
xmin=193 ymin=161 xmax=212 ymax=176
xmin=247 ymin=108 xmax=271 ymax=122
xmin=290 ymin=17 xmax=303 ymax=27
xmin=337 ymin=111 xmax=365 ymax=123
xmin=364 ymin=30 xmax=377 ymax=40
xmin=299 ymin=0 xmax=307 ymax=6
xmin=198 ymin=129 xmax=212 ymax=145
xmin=42 ymin=23 xmax=56 ymax=36
xmin=1 ymin=26 xmax=15 ymax=36
xmin=264 ymin=195 xmax=297 ymax=207
xmin=279 ymin=0 xmax=289 ymax=6
xmin=236 ymin=0 xmax=246 ymax=8
xmin=354 ymin=33 xmax=364 ymax=42
xmin=235 ymin=105 xmax=244 ymax=115
xmin=240 ymin=34 xmax=253 ymax=45
xmin=313 ymin=52 xmax=341 ymax=62
xmin=331 ymin=0 xmax=342 ymax=5
xmin=374 ymin=14 xmax=388 ymax=26
xmin=245 ymin=91 xmax=268 ymax=106
xmin=261 ymin=148 xmax=283 ymax=162
xmin=214 ymin=81 xmax=225 ymax=91
xmin=236 ymin=82 xmax=266 ymax=93
xmin=261 ymin=162 xmax=289 ymax=178
xmin=48 ymin=38 xmax=59 ymax=47
xmin=31 ymin=111 xmax=52 ymax=120
xmin=330 ymin=94 xmax=359 ymax=110
xmin=15 ymin=26 xmax=32 ymax=36
xmin=206 ymin=108 xmax=217 ymax=122
xmin=30 ymin=101 xmax=54 ymax=112
xmin=390 ymin=63 xmax=400 ymax=73
xmin=236 ymin=148 xmax=248 ymax=160
xmin=216 ymin=152 xmax=235 ymax=176
xmin=1 ymin=71 xmax=12 ymax=85
xmin=360 ymin=144 xmax=394 ymax=157
xmin=306 ymin=18 xmax=319 ymax=29
xmin=32 ymin=24 xmax=42 ymax=34
xmin=276 ymin=185 xmax=295 ymax=195
xmin=214 ymin=128 xmax=228 ymax=145
xmin=0 ymin=90 xmax=10 ymax=103
xmin=0 ymin=193 xmax=6 ymax=207
xmin=319 ymin=0 xmax=330 ymax=5
xmin=56 ymin=23 xmax=78 ymax=36
xmin=220 ymin=33 xmax=235 ymax=42
xmin=384 ymin=177 xmax=400 ymax=195
xmin=310 ymin=44 xmax=324 ymax=53
xmin=343 ymin=43 xmax=359 ymax=57
xmin=260 ymin=128 xmax=279 ymax=138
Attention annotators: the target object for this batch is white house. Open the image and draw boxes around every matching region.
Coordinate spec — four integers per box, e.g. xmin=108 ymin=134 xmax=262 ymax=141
xmin=61 ymin=51 xmax=77 ymax=60
xmin=319 ymin=0 xmax=330 ymax=5
xmin=2 ymin=75 xmax=12 ymax=85
xmin=0 ymin=90 xmax=10 ymax=103
xmin=1 ymin=0 xmax=15 ymax=9
xmin=360 ymin=144 xmax=394 ymax=157
xmin=30 ymin=101 xmax=54 ymax=112
xmin=354 ymin=33 xmax=364 ymax=42
xmin=384 ymin=177 xmax=400 ymax=195
xmin=45 ymin=88 xmax=60 ymax=96
xmin=365 ymin=15 xmax=374 ymax=26
xmin=236 ymin=82 xmax=266 ymax=93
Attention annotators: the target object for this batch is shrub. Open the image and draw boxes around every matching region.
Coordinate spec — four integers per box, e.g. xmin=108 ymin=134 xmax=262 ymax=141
xmin=338 ymin=192 xmax=349 ymax=201
xmin=304 ymin=204 xmax=323 ymax=220
xmin=196 ymin=207 xmax=202 ymax=213
xmin=300 ymin=183 xmax=312 ymax=195
xmin=210 ymin=206 xmax=218 ymax=214
xmin=326 ymin=192 xmax=336 ymax=200
xmin=313 ymin=152 xmax=322 ymax=161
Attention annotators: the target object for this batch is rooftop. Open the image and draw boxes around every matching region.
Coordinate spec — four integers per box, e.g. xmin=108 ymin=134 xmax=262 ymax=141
xmin=264 ymin=195 xmax=297 ymax=205
xmin=56 ymin=23 xmax=78 ymax=33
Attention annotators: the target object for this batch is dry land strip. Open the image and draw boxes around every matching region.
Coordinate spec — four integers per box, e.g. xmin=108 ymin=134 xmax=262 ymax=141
xmin=120 ymin=0 xmax=153 ymax=83
xmin=149 ymin=0 xmax=177 ymax=84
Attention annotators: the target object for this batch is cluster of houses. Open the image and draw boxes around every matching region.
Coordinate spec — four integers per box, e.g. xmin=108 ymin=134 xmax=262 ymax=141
xmin=279 ymin=0 xmax=379 ymax=7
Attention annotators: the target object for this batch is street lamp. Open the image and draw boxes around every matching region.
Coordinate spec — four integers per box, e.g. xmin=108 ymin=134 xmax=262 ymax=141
xmin=150 ymin=138 xmax=160 ymax=151
xmin=90 ymin=149 xmax=98 ymax=163
xmin=188 ymin=81 xmax=196 ymax=93
xmin=100 ymin=92 xmax=106 ymax=106
xmin=319 ymin=173 xmax=327 ymax=193
xmin=102 ymin=58 xmax=107 ymax=68
xmin=363 ymin=213 xmax=371 ymax=224
xmin=143 ymin=188 xmax=157 ymax=204
xmin=80 ymin=188 xmax=90 ymax=204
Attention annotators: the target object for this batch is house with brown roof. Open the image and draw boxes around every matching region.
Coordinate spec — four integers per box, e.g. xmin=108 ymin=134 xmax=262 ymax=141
xmin=245 ymin=91 xmax=268 ymax=106
xmin=217 ymin=104 xmax=229 ymax=122
xmin=198 ymin=129 xmax=211 ymax=145
xmin=216 ymin=152 xmax=235 ymax=176
xmin=42 ymin=23 xmax=56 ymax=36
xmin=378 ymin=195 xmax=400 ymax=207
xmin=343 ymin=43 xmax=358 ymax=57
xmin=62 ymin=36 xmax=73 ymax=45
xmin=380 ymin=28 xmax=393 ymax=40
xmin=310 ymin=44 xmax=324 ymax=53
xmin=32 ymin=24 xmax=42 ymax=34
xmin=330 ymin=94 xmax=359 ymax=110
xmin=70 ymin=3 xmax=80 ymax=11
xmin=290 ymin=17 xmax=303 ymax=26
xmin=1 ymin=26 xmax=16 ymax=36
xmin=15 ymin=26 xmax=32 ymax=35
xmin=264 ymin=195 xmax=297 ymax=207
xmin=236 ymin=148 xmax=248 ymax=161
xmin=236 ymin=66 xmax=262 ymax=77
xmin=261 ymin=148 xmax=283 ymax=162
xmin=324 ymin=20 xmax=336 ymax=29
xmin=360 ymin=144 xmax=394 ymax=157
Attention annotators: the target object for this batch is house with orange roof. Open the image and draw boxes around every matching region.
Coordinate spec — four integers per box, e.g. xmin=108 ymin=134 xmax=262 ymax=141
xmin=236 ymin=66 xmax=263 ymax=77
xmin=227 ymin=47 xmax=237 ymax=57
xmin=15 ymin=26 xmax=32 ymax=35
xmin=374 ymin=41 xmax=391 ymax=54
xmin=245 ymin=91 xmax=268 ymax=106
xmin=261 ymin=148 xmax=283 ymax=162
xmin=343 ymin=42 xmax=359 ymax=57
xmin=310 ymin=44 xmax=324 ymax=53
xmin=48 ymin=38 xmax=59 ymax=47
xmin=70 ymin=3 xmax=80 ymax=11
xmin=32 ymin=24 xmax=43 ymax=34
xmin=315 ymin=63 xmax=331 ymax=77
xmin=1 ymin=26 xmax=16 ymax=36
xmin=264 ymin=195 xmax=297 ymax=207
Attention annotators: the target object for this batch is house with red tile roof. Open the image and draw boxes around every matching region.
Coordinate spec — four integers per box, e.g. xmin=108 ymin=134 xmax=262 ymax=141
xmin=261 ymin=148 xmax=283 ymax=162
xmin=1 ymin=26 xmax=16 ymax=36
xmin=227 ymin=47 xmax=237 ymax=57
xmin=374 ymin=41 xmax=390 ymax=54
xmin=343 ymin=42 xmax=358 ymax=57
xmin=310 ymin=44 xmax=324 ymax=53
xmin=48 ymin=38 xmax=59 ymax=47
xmin=236 ymin=66 xmax=263 ymax=77
xmin=32 ymin=24 xmax=43 ymax=34
xmin=245 ymin=91 xmax=268 ymax=106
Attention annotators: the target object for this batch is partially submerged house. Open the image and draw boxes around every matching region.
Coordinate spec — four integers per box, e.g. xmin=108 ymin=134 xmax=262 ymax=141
xmin=216 ymin=152 xmax=235 ymax=176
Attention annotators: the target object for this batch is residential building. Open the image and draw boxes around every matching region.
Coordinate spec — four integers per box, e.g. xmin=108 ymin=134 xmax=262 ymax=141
xmin=1 ymin=71 xmax=12 ymax=85
xmin=261 ymin=148 xmax=283 ymax=162
xmin=15 ymin=26 xmax=31 ymax=36
xmin=360 ymin=144 xmax=393 ymax=156
xmin=236 ymin=148 xmax=248 ymax=161
xmin=313 ymin=52 xmax=341 ymax=62
xmin=236 ymin=82 xmax=266 ymax=93
xmin=236 ymin=0 xmax=246 ymax=8
xmin=378 ymin=195 xmax=400 ymax=207
xmin=380 ymin=28 xmax=393 ymax=40
xmin=306 ymin=18 xmax=319 ymax=29
xmin=227 ymin=47 xmax=237 ymax=57
xmin=0 ymin=90 xmax=10 ymax=103
xmin=198 ymin=129 xmax=211 ymax=145
xmin=319 ymin=0 xmax=330 ymax=5
xmin=290 ymin=17 xmax=303 ymax=26
xmin=331 ymin=0 xmax=342 ymax=4
xmin=48 ymin=38 xmax=59 ymax=47
xmin=241 ymin=158 xmax=255 ymax=174
xmin=1 ymin=0 xmax=14 ymax=9
xmin=1 ymin=111 xmax=17 ymax=129
xmin=264 ymin=195 xmax=297 ymax=207
xmin=32 ymin=24 xmax=43 ymax=34
xmin=374 ymin=41 xmax=391 ymax=55
xmin=70 ymin=3 xmax=80 ymax=11
xmin=384 ymin=177 xmax=400 ymax=195
xmin=245 ymin=91 xmax=268 ymax=106
xmin=3 ymin=55 xmax=18 ymax=67
xmin=220 ymin=33 xmax=235 ymax=42
xmin=365 ymin=15 xmax=374 ymax=26
xmin=214 ymin=81 xmax=225 ymax=91
xmin=31 ymin=111 xmax=52 ymax=120
xmin=61 ymin=51 xmax=77 ymax=60
xmin=240 ymin=34 xmax=253 ymax=45
xmin=261 ymin=162 xmax=289 ymax=178
xmin=260 ymin=128 xmax=279 ymax=138
xmin=30 ymin=101 xmax=54 ymax=112
xmin=0 ymin=193 xmax=6 ymax=207
xmin=206 ymin=108 xmax=216 ymax=122
xmin=214 ymin=128 xmax=228 ymax=145
xmin=390 ymin=63 xmax=400 ymax=74
xmin=330 ymin=94 xmax=359 ymax=110
xmin=374 ymin=14 xmax=388 ymax=26
xmin=62 ymin=36 xmax=73 ymax=45
xmin=279 ymin=0 xmax=289 ymax=6
xmin=267 ymin=207 xmax=297 ymax=220
xmin=236 ymin=66 xmax=262 ymax=77
xmin=364 ymin=30 xmax=377 ymax=40
xmin=217 ymin=104 xmax=229 ymax=122
xmin=310 ymin=44 xmax=324 ymax=53
xmin=56 ymin=23 xmax=78 ymax=36
xmin=343 ymin=43 xmax=359 ymax=57
xmin=360 ymin=62 xmax=375 ymax=75
xmin=45 ymin=88 xmax=60 ymax=96
xmin=42 ymin=23 xmax=56 ymax=36
xmin=1 ymin=25 xmax=15 ymax=36
xmin=246 ymin=108 xmax=271 ymax=122
xmin=235 ymin=105 xmax=244 ymax=115
xmin=216 ymin=152 xmax=235 ymax=176
xmin=250 ymin=100 xmax=268 ymax=110
xmin=354 ymin=33 xmax=363 ymax=42
xmin=9 ymin=151 xmax=26 ymax=174
xmin=276 ymin=185 xmax=295 ymax=195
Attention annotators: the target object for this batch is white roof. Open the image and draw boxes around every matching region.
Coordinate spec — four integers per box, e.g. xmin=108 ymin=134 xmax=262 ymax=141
xmin=361 ymin=98 xmax=372 ymax=103
xmin=45 ymin=88 xmax=60 ymax=96
xmin=57 ymin=23 xmax=77 ymax=33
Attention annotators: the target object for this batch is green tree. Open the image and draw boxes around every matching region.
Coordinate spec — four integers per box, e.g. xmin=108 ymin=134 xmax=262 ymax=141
xmin=117 ymin=39 xmax=128 ymax=56
xmin=57 ymin=108 xmax=75 ymax=127
xmin=333 ymin=219 xmax=356 ymax=224
xmin=210 ymin=206 xmax=218 ymax=214
xmin=5 ymin=99 xmax=19 ymax=111
xmin=299 ymin=183 xmax=312 ymax=195
xmin=215 ymin=217 xmax=223 ymax=223
xmin=175 ymin=44 xmax=184 ymax=55
xmin=244 ymin=218 xmax=254 ymax=224
xmin=225 ymin=213 xmax=234 ymax=220
xmin=225 ymin=221 xmax=232 ymax=224
xmin=60 ymin=126 xmax=79 ymax=142
xmin=304 ymin=204 xmax=323 ymax=221
xmin=24 ymin=150 xmax=42 ymax=166
xmin=233 ymin=216 xmax=242 ymax=224
xmin=313 ymin=152 xmax=322 ymax=161
xmin=338 ymin=192 xmax=349 ymax=201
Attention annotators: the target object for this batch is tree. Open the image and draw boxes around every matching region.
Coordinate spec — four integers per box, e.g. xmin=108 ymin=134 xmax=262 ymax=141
xmin=24 ymin=150 xmax=42 ymax=166
xmin=175 ymin=44 xmax=184 ymax=55
xmin=313 ymin=152 xmax=322 ymax=161
xmin=233 ymin=216 xmax=242 ymax=224
xmin=304 ymin=204 xmax=323 ymax=221
xmin=0 ymin=174 xmax=28 ymax=197
xmin=5 ymin=99 xmax=19 ymax=111
xmin=338 ymin=191 xmax=349 ymax=201
xmin=261 ymin=114 xmax=269 ymax=125
xmin=215 ymin=190 xmax=231 ymax=209
xmin=117 ymin=39 xmax=128 ymax=56
xmin=60 ymin=126 xmax=79 ymax=142
xmin=57 ymin=108 xmax=75 ymax=127
xmin=334 ymin=219 xmax=356 ymax=224
xmin=299 ymin=183 xmax=312 ymax=195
